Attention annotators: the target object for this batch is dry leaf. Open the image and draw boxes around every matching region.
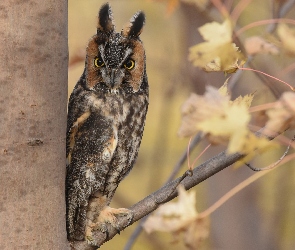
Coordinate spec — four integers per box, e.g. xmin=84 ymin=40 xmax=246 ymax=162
xmin=244 ymin=36 xmax=279 ymax=55
xmin=265 ymin=92 xmax=295 ymax=135
xmin=189 ymin=19 xmax=246 ymax=73
xmin=178 ymin=86 xmax=230 ymax=138
xmin=143 ymin=185 xmax=209 ymax=250
xmin=183 ymin=217 xmax=209 ymax=250
xmin=277 ymin=23 xmax=295 ymax=55
xmin=178 ymin=83 xmax=276 ymax=154
xmin=143 ymin=185 xmax=198 ymax=233
xmin=282 ymin=92 xmax=295 ymax=112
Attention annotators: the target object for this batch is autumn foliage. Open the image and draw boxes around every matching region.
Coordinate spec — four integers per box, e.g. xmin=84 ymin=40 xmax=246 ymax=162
xmin=139 ymin=0 xmax=295 ymax=249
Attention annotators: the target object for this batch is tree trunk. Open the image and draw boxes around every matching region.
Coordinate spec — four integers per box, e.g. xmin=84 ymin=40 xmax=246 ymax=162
xmin=0 ymin=1 xmax=69 ymax=249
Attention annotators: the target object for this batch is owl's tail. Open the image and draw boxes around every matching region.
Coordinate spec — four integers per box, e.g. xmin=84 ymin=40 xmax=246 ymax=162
xmin=67 ymin=208 xmax=87 ymax=240
xmin=66 ymin=186 xmax=88 ymax=241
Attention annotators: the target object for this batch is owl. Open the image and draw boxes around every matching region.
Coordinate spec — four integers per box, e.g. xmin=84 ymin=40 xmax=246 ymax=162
xmin=66 ymin=3 xmax=148 ymax=246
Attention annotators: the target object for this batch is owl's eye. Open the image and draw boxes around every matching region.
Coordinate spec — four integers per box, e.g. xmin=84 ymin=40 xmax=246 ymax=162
xmin=124 ymin=59 xmax=135 ymax=70
xmin=94 ymin=57 xmax=105 ymax=68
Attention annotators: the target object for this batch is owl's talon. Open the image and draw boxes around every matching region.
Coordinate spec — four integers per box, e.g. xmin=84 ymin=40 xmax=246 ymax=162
xmin=99 ymin=223 xmax=108 ymax=233
xmin=104 ymin=228 xmax=110 ymax=240
xmin=120 ymin=209 xmax=133 ymax=230
xmin=86 ymin=235 xmax=100 ymax=247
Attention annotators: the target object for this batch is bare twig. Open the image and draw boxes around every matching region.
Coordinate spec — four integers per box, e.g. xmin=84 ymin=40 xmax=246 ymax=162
xmin=245 ymin=135 xmax=295 ymax=171
xmin=156 ymin=170 xmax=193 ymax=205
xmin=167 ymin=133 xmax=203 ymax=183
xmin=278 ymin=0 xmax=295 ymax=17
xmin=238 ymin=66 xmax=295 ymax=91
xmin=230 ymin=0 xmax=253 ymax=23
xmin=210 ymin=0 xmax=229 ymax=17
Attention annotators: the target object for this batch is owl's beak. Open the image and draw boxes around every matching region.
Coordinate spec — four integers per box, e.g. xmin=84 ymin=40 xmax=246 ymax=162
xmin=109 ymin=69 xmax=123 ymax=89
xmin=110 ymin=69 xmax=116 ymax=88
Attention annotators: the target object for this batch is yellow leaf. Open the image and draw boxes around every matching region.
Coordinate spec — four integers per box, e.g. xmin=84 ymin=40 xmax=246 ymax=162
xmin=244 ymin=133 xmax=275 ymax=154
xmin=233 ymin=133 xmax=277 ymax=168
xmin=231 ymin=93 xmax=254 ymax=108
xmin=189 ymin=19 xmax=246 ymax=73
xmin=179 ymin=84 xmax=274 ymax=155
xmin=218 ymin=78 xmax=230 ymax=96
xmin=277 ymin=23 xmax=295 ymax=55
xmin=196 ymin=102 xmax=250 ymax=154
xmin=199 ymin=19 xmax=232 ymax=43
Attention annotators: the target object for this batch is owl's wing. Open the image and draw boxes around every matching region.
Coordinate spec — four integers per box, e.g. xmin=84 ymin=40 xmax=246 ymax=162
xmin=66 ymin=84 xmax=118 ymax=241
xmin=66 ymin=80 xmax=89 ymax=161
xmin=66 ymin=82 xmax=93 ymax=240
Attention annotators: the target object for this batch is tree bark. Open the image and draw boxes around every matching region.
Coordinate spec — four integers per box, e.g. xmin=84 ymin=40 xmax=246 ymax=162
xmin=0 ymin=1 xmax=68 ymax=249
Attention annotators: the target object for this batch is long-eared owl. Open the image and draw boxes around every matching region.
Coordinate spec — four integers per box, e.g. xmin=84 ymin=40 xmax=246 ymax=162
xmin=66 ymin=3 xmax=148 ymax=246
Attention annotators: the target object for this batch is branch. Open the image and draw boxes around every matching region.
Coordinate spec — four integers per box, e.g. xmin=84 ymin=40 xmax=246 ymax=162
xmin=70 ymin=150 xmax=244 ymax=249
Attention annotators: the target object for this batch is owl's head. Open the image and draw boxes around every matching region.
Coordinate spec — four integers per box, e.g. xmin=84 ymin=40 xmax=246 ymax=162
xmin=85 ymin=3 xmax=147 ymax=94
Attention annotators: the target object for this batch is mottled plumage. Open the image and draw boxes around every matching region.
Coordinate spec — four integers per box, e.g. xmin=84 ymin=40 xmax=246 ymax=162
xmin=66 ymin=3 xmax=148 ymax=246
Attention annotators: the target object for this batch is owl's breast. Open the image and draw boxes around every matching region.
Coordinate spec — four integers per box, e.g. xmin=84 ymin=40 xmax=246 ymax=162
xmin=74 ymin=91 xmax=148 ymax=198
xmin=86 ymin=92 xmax=147 ymax=126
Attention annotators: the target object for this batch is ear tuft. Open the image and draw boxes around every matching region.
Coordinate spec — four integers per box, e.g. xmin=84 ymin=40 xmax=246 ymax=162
xmin=97 ymin=3 xmax=114 ymax=34
xmin=122 ymin=11 xmax=145 ymax=38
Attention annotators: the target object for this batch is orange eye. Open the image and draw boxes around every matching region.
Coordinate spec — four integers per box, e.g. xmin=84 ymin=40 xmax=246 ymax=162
xmin=124 ymin=59 xmax=135 ymax=70
xmin=94 ymin=57 xmax=105 ymax=68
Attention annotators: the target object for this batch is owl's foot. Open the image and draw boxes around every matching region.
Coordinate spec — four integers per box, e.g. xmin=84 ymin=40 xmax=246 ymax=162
xmin=86 ymin=206 xmax=133 ymax=246
xmin=98 ymin=207 xmax=133 ymax=234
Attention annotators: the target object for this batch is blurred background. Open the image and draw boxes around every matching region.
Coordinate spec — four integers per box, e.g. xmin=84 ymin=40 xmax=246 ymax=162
xmin=68 ymin=1 xmax=295 ymax=249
